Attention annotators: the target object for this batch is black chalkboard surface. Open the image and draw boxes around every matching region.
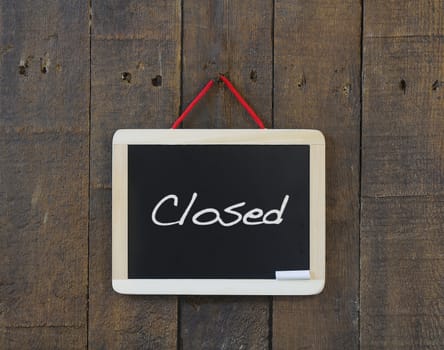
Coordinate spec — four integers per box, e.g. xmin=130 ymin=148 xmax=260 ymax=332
xmin=128 ymin=145 xmax=309 ymax=279
xmin=112 ymin=129 xmax=325 ymax=295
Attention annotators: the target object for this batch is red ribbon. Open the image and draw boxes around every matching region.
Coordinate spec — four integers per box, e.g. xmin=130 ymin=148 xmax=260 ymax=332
xmin=171 ymin=74 xmax=265 ymax=129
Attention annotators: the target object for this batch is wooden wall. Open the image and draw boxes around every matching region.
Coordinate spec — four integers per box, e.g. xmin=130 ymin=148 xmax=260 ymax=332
xmin=1 ymin=1 xmax=442 ymax=349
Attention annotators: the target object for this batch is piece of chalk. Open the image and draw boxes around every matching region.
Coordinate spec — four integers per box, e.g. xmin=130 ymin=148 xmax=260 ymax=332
xmin=275 ymin=270 xmax=310 ymax=280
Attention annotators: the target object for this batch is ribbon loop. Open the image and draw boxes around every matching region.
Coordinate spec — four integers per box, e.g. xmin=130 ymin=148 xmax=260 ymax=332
xmin=171 ymin=74 xmax=265 ymax=129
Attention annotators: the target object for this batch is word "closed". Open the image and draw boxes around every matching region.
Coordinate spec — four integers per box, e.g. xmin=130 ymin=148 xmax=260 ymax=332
xmin=151 ymin=192 xmax=290 ymax=227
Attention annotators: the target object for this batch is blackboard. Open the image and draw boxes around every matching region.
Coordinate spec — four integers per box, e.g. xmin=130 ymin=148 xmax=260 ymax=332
xmin=112 ymin=130 xmax=325 ymax=295
xmin=128 ymin=144 xmax=309 ymax=279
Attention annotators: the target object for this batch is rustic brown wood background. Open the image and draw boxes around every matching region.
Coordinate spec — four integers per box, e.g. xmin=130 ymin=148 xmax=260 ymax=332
xmin=1 ymin=1 xmax=443 ymax=349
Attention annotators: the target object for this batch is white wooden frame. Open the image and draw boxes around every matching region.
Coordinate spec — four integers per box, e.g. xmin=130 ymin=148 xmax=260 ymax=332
xmin=112 ymin=129 xmax=325 ymax=295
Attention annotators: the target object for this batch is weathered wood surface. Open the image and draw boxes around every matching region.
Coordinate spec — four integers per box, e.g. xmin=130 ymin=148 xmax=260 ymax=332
xmin=361 ymin=1 xmax=444 ymax=348
xmin=0 ymin=1 xmax=89 ymax=348
xmin=1 ymin=0 xmax=444 ymax=349
xmin=88 ymin=1 xmax=180 ymax=349
xmin=182 ymin=0 xmax=273 ymax=129
xmin=181 ymin=296 xmax=270 ymax=350
xmin=272 ymin=0 xmax=362 ymax=349
xmin=180 ymin=1 xmax=272 ymax=348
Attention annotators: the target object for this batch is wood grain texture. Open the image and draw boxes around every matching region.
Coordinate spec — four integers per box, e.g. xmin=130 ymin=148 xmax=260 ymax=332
xmin=179 ymin=1 xmax=273 ymax=348
xmin=273 ymin=0 xmax=361 ymax=349
xmin=361 ymin=197 xmax=444 ymax=349
xmin=182 ymin=0 xmax=273 ymax=128
xmin=361 ymin=1 xmax=444 ymax=348
xmin=362 ymin=42 xmax=444 ymax=197
xmin=0 ymin=1 xmax=89 ymax=348
xmin=2 ymin=0 xmax=443 ymax=348
xmin=89 ymin=1 xmax=181 ymax=348
xmin=181 ymin=296 xmax=269 ymax=350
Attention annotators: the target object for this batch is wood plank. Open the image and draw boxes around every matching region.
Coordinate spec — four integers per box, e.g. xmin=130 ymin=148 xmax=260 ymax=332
xmin=1 ymin=326 xmax=87 ymax=349
xmin=361 ymin=197 xmax=444 ymax=349
xmin=0 ymin=1 xmax=89 ymax=348
xmin=182 ymin=0 xmax=273 ymax=128
xmin=181 ymin=296 xmax=269 ymax=349
xmin=362 ymin=1 xmax=444 ymax=347
xmin=362 ymin=39 xmax=444 ymax=198
xmin=179 ymin=1 xmax=273 ymax=348
xmin=88 ymin=1 xmax=181 ymax=348
xmin=272 ymin=0 xmax=361 ymax=348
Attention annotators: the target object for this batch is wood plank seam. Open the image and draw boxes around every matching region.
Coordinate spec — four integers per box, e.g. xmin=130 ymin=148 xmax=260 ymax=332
xmin=359 ymin=0 xmax=364 ymax=349
xmin=87 ymin=1 xmax=92 ymax=348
